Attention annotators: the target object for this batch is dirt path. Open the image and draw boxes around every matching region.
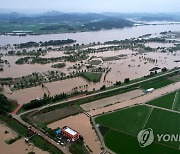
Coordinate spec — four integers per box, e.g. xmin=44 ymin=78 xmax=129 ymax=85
xmin=89 ymin=82 xmax=180 ymax=116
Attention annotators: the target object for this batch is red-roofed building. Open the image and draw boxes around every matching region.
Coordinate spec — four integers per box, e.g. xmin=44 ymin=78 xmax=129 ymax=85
xmin=62 ymin=126 xmax=79 ymax=142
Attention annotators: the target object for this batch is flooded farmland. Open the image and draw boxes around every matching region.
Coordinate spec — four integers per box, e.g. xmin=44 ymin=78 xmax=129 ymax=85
xmin=3 ymin=77 xmax=111 ymax=104
xmin=0 ymin=123 xmax=47 ymax=154
xmin=0 ymin=24 xmax=180 ymax=105
xmin=1 ymin=47 xmax=180 ymax=104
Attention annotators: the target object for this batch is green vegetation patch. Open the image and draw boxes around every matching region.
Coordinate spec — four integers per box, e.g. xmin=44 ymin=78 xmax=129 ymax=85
xmin=96 ymin=105 xmax=152 ymax=135
xmin=30 ymin=135 xmax=63 ymax=154
xmin=104 ymin=129 xmax=180 ymax=154
xmin=140 ymin=78 xmax=174 ymax=90
xmin=0 ymin=94 xmax=16 ymax=114
xmin=5 ymin=135 xmax=21 ymax=144
xmin=69 ymin=140 xmax=90 ymax=154
xmin=96 ymin=103 xmax=180 ymax=153
xmin=145 ymin=108 xmax=180 ymax=147
xmin=147 ymin=91 xmax=176 ymax=109
xmin=80 ymin=72 xmax=102 ymax=83
xmin=51 ymin=63 xmax=66 ymax=68
xmin=31 ymin=105 xmax=81 ymax=124
xmin=88 ymin=60 xmax=102 ymax=65
xmin=0 ymin=115 xmax=27 ymax=136
xmin=173 ymin=91 xmax=180 ymax=112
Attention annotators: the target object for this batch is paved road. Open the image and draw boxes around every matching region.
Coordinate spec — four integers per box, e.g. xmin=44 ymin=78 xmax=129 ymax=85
xmin=11 ymin=114 xmax=70 ymax=154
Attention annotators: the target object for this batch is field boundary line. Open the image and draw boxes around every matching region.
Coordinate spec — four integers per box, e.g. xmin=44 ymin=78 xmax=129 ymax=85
xmin=145 ymin=104 xmax=180 ymax=114
xmin=142 ymin=106 xmax=153 ymax=129
xmin=101 ymin=124 xmax=180 ymax=151
xmin=172 ymin=91 xmax=179 ymax=110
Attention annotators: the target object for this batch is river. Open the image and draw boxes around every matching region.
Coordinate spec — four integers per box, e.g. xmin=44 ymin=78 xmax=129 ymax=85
xmin=0 ymin=24 xmax=180 ymax=45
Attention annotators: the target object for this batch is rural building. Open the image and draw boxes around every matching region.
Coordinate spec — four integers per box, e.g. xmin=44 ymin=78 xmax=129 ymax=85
xmin=62 ymin=126 xmax=79 ymax=142
xmin=55 ymin=129 xmax=62 ymax=137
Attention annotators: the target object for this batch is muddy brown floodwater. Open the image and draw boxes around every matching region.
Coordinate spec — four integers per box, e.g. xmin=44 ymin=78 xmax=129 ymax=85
xmin=1 ymin=49 xmax=179 ymax=104
xmin=1 ymin=24 xmax=180 ymax=45
xmin=48 ymin=113 xmax=102 ymax=154
xmin=101 ymin=51 xmax=180 ymax=82
xmin=3 ymin=77 xmax=111 ymax=104
xmin=0 ymin=123 xmax=48 ymax=154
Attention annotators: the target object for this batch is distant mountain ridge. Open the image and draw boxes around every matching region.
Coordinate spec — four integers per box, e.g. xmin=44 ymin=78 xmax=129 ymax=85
xmin=0 ymin=12 xmax=134 ymax=34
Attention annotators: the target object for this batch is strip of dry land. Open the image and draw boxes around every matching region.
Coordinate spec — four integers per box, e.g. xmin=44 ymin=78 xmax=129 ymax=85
xmin=89 ymin=82 xmax=180 ymax=116
xmin=81 ymin=89 xmax=144 ymax=111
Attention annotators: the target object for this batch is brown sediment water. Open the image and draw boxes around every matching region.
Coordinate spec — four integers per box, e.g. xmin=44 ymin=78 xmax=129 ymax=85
xmin=0 ymin=24 xmax=180 ymax=45
xmin=0 ymin=56 xmax=54 ymax=78
xmin=48 ymin=113 xmax=102 ymax=154
xmin=0 ymin=123 xmax=48 ymax=154
xmin=145 ymin=42 xmax=175 ymax=48
xmin=3 ymin=77 xmax=110 ymax=104
xmin=41 ymin=51 xmax=65 ymax=58
xmin=1 ymin=50 xmax=179 ymax=104
xmin=102 ymin=51 xmax=180 ymax=82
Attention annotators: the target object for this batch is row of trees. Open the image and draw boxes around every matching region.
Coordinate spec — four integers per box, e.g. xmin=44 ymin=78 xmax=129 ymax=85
xmin=14 ymin=39 xmax=76 ymax=49
xmin=0 ymin=94 xmax=13 ymax=114
xmin=23 ymin=93 xmax=67 ymax=110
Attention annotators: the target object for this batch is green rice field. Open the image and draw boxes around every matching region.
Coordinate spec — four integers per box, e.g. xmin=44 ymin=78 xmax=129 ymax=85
xmin=95 ymin=90 xmax=180 ymax=154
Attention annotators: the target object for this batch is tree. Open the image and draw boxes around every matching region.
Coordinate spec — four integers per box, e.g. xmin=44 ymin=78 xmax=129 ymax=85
xmin=162 ymin=67 xmax=167 ymax=72
xmin=124 ymin=78 xmax=130 ymax=83
xmin=0 ymin=94 xmax=13 ymax=114
xmin=115 ymin=81 xmax=121 ymax=86
xmin=100 ymin=85 xmax=106 ymax=90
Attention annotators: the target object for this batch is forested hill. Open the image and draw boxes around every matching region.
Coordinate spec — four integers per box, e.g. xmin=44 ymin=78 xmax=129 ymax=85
xmin=0 ymin=12 xmax=134 ymax=34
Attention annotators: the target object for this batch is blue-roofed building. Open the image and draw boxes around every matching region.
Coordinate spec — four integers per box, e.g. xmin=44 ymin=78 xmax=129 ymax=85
xmin=56 ymin=129 xmax=62 ymax=137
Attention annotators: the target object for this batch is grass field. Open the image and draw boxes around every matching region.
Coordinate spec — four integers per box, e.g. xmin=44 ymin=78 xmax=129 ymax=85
xmin=140 ymin=78 xmax=174 ymax=90
xmin=80 ymin=72 xmax=102 ymax=83
xmin=30 ymin=135 xmax=63 ymax=154
xmin=147 ymin=90 xmax=180 ymax=111
xmin=104 ymin=129 xmax=180 ymax=154
xmin=31 ymin=105 xmax=81 ymax=124
xmin=96 ymin=105 xmax=151 ymax=135
xmin=95 ymin=91 xmax=180 ymax=154
xmin=147 ymin=91 xmax=176 ymax=109
xmin=172 ymin=91 xmax=180 ymax=112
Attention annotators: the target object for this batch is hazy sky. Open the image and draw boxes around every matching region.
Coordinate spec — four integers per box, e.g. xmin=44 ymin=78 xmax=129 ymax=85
xmin=0 ymin=0 xmax=180 ymax=13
